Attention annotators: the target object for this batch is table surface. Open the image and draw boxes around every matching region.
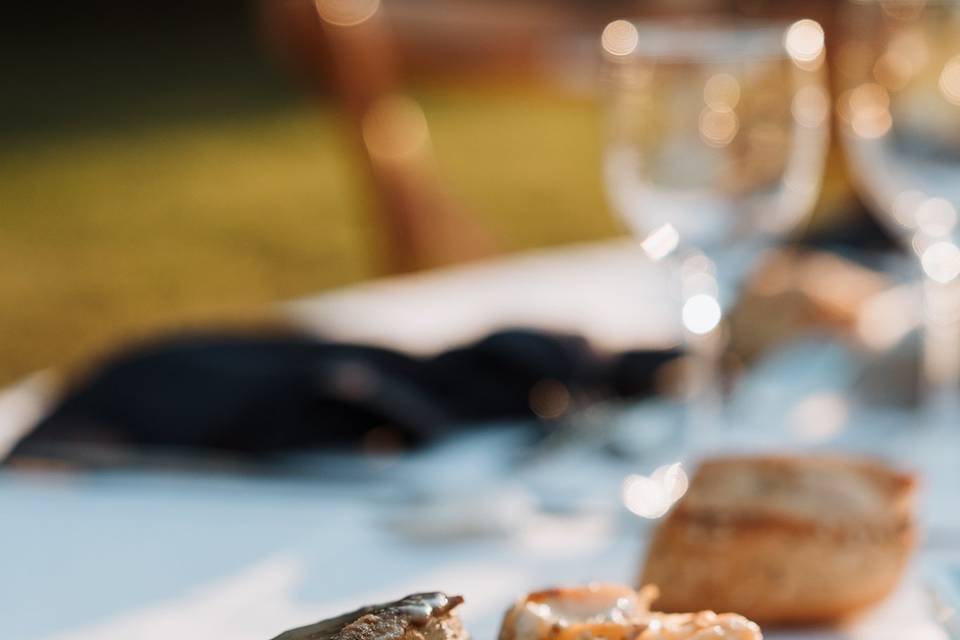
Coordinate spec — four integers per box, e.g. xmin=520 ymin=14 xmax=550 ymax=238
xmin=0 ymin=241 xmax=953 ymax=640
xmin=0 ymin=430 xmax=946 ymax=640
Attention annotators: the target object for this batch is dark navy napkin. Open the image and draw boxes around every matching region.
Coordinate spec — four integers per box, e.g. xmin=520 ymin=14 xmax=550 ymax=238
xmin=9 ymin=330 xmax=679 ymax=464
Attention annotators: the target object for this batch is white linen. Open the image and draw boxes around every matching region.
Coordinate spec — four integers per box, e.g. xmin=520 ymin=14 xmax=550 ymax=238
xmin=0 ymin=241 xmax=949 ymax=640
xmin=283 ymin=239 xmax=678 ymax=355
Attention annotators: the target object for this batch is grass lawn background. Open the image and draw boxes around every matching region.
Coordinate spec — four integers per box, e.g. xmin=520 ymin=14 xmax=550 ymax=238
xmin=0 ymin=25 xmax=619 ymax=385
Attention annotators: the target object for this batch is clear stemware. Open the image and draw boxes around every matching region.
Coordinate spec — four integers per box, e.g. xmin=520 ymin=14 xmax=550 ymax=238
xmin=836 ymin=0 xmax=960 ymax=427
xmin=600 ymin=18 xmax=831 ymax=445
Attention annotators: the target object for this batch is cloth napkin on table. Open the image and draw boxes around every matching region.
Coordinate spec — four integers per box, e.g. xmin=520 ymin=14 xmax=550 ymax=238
xmin=7 ymin=329 xmax=678 ymax=466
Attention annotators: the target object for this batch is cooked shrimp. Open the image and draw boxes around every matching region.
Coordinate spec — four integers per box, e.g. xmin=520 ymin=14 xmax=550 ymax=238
xmin=498 ymin=584 xmax=761 ymax=640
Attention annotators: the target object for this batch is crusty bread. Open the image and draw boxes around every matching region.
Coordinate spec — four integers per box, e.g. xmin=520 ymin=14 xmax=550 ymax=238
xmin=271 ymin=593 xmax=468 ymax=640
xmin=640 ymin=455 xmax=917 ymax=625
xmin=498 ymin=584 xmax=762 ymax=640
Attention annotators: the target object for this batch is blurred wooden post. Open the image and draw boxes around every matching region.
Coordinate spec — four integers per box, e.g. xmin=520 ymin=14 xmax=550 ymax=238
xmin=261 ymin=0 xmax=495 ymax=274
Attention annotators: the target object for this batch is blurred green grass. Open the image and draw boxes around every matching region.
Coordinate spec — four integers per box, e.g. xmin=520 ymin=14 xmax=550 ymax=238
xmin=0 ymin=55 xmax=618 ymax=385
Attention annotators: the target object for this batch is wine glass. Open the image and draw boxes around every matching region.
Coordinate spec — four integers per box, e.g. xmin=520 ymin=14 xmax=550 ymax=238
xmin=836 ymin=0 xmax=960 ymax=428
xmin=600 ymin=19 xmax=830 ymax=442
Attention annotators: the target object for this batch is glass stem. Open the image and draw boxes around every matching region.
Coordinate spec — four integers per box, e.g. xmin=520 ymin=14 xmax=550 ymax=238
xmin=921 ymin=274 xmax=960 ymax=430
xmin=684 ymin=322 xmax=725 ymax=446
xmin=674 ymin=246 xmax=727 ymax=448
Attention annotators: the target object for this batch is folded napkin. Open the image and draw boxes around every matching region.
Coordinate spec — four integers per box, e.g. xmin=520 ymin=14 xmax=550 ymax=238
xmin=8 ymin=330 xmax=678 ymax=465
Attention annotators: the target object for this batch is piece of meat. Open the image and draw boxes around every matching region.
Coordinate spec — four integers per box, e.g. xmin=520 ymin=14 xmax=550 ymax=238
xmin=271 ymin=592 xmax=468 ymax=640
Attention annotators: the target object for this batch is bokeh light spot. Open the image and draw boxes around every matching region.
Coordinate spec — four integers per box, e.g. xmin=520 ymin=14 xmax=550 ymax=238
xmin=703 ymin=73 xmax=741 ymax=110
xmin=892 ymin=189 xmax=927 ymax=228
xmin=641 ymin=223 xmax=680 ymax=261
xmin=790 ymin=392 xmax=849 ymax=443
xmin=699 ymin=107 xmax=738 ymax=147
xmin=529 ymin=379 xmax=571 ymax=419
xmin=361 ymin=94 xmax=430 ymax=162
xmin=939 ymin=56 xmax=960 ymax=106
xmin=602 ymin=20 xmax=639 ymax=57
xmin=845 ymin=83 xmax=893 ymax=138
xmin=315 ymin=0 xmax=380 ymax=27
xmin=785 ymin=19 xmax=825 ymax=68
xmin=622 ymin=463 xmax=688 ymax=519
xmin=682 ymin=294 xmax=722 ymax=335
xmin=922 ymin=241 xmax=960 ymax=284
xmin=915 ymin=197 xmax=957 ymax=238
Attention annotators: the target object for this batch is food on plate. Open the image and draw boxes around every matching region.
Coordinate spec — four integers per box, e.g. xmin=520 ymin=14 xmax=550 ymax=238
xmin=641 ymin=455 xmax=917 ymax=625
xmin=271 ymin=592 xmax=467 ymax=640
xmin=498 ymin=583 xmax=762 ymax=640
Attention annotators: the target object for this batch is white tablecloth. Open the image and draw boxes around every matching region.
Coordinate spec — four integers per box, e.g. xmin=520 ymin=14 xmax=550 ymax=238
xmin=283 ymin=239 xmax=678 ymax=355
xmin=0 ymin=241 xmax=953 ymax=640
xmin=0 ymin=431 xmax=946 ymax=640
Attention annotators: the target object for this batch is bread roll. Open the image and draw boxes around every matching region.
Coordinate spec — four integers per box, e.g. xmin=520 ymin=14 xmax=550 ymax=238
xmin=641 ymin=455 xmax=917 ymax=625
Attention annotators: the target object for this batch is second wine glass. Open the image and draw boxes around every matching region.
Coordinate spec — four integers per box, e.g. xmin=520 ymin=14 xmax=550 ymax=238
xmin=837 ymin=0 xmax=960 ymax=427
